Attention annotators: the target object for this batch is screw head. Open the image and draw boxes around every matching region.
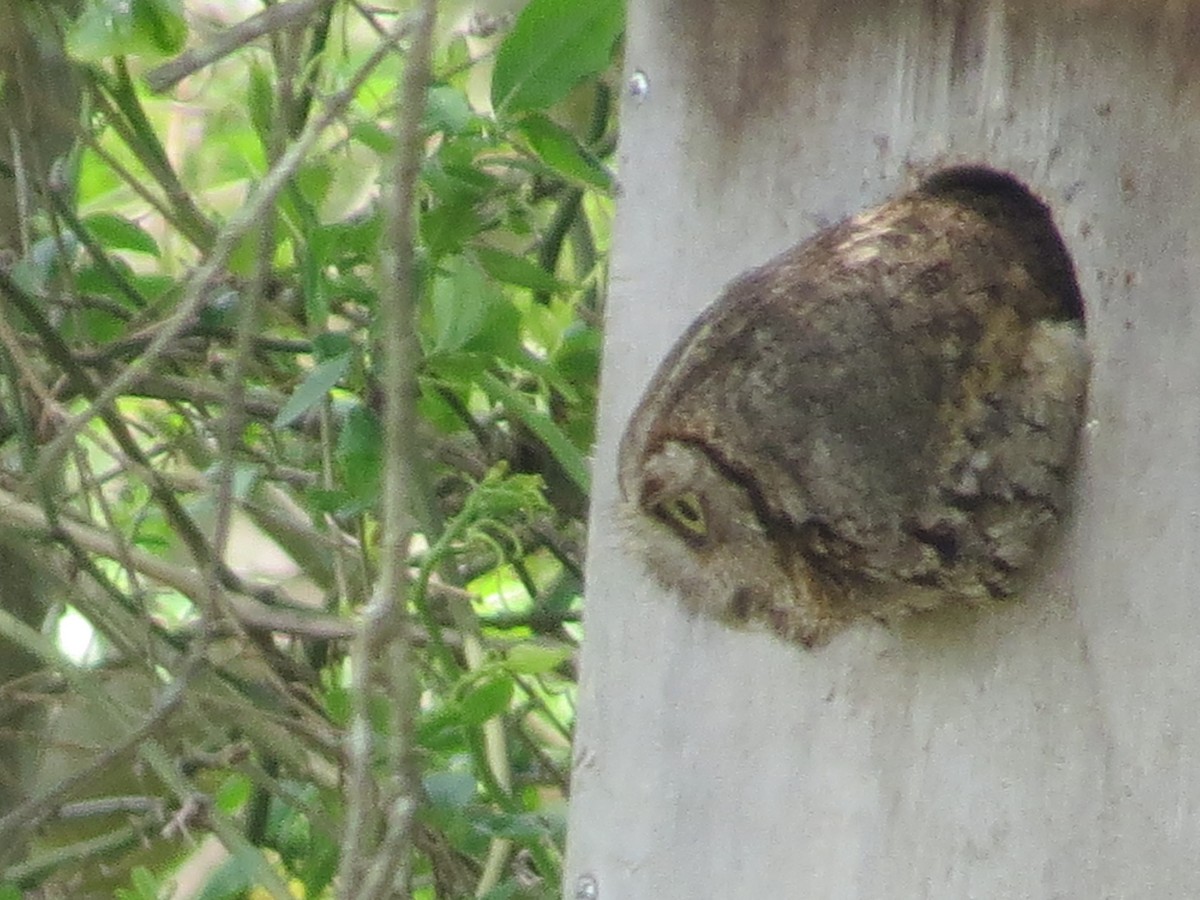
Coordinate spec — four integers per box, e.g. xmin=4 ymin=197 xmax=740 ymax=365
xmin=575 ymin=873 xmax=599 ymax=899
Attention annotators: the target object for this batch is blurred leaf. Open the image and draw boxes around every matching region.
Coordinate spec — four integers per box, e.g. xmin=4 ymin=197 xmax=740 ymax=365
xmin=274 ymin=354 xmax=352 ymax=428
xmin=459 ymin=673 xmax=514 ymax=727
xmin=423 ymin=160 xmax=494 ymax=207
xmin=124 ymin=867 xmax=161 ymax=900
xmin=81 ymin=213 xmax=160 ymax=257
xmin=425 ymin=771 xmax=478 ymax=810
xmin=312 ymin=215 xmax=381 ymax=267
xmin=553 ymin=322 xmax=601 ymax=384
xmin=323 ymin=680 xmax=350 ymax=727
xmin=193 ymin=855 xmax=254 ymax=900
xmin=518 ymin=113 xmax=612 ymax=190
xmin=349 ymin=121 xmax=394 ymax=155
xmin=465 ymin=466 xmax=549 ymax=522
xmin=416 ymin=703 xmax=469 ymax=751
xmin=476 ymin=809 xmax=551 ymax=841
xmin=422 ymin=198 xmax=484 ymax=261
xmin=312 ymin=331 xmax=353 ymax=362
xmin=505 ymin=643 xmax=571 ymax=674
xmin=272 ymin=804 xmax=313 ymax=862
xmin=425 ymin=84 xmax=475 ymax=134
xmin=68 ymin=0 xmax=187 ymax=62
xmin=475 ymin=246 xmax=570 ymax=293
xmin=336 ymin=404 xmax=382 ymax=505
xmin=492 ymin=0 xmax=624 ymax=116
xmin=482 ymin=372 xmax=590 ymax=493
xmin=248 ymin=62 xmax=274 ymax=144
xmin=428 ymin=257 xmax=502 ymax=354
xmin=214 ymin=772 xmax=252 ymax=815
xmin=297 ymin=161 xmax=334 ymax=208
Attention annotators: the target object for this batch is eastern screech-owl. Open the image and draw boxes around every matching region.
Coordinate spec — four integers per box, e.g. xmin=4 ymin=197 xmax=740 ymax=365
xmin=618 ymin=167 xmax=1090 ymax=648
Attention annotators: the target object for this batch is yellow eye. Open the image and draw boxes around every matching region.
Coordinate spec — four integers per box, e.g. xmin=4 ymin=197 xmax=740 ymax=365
xmin=655 ymin=492 xmax=708 ymax=541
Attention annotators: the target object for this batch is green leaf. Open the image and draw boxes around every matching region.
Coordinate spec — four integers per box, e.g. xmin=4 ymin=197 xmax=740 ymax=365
xmin=553 ymin=322 xmax=602 ymax=385
xmin=213 ymin=772 xmax=252 ymax=815
xmin=416 ymin=703 xmax=469 ymax=751
xmin=423 ymin=160 xmax=495 ymax=207
xmin=81 ymin=213 xmax=160 ymax=257
xmin=349 ymin=121 xmax=394 ymax=155
xmin=422 ymin=198 xmax=484 ymax=261
xmin=475 ymin=246 xmax=570 ymax=293
xmin=312 ymin=331 xmax=353 ymax=361
xmin=424 ymin=771 xmax=478 ymax=810
xmin=476 ymin=809 xmax=551 ymax=840
xmin=68 ymin=0 xmax=187 ymax=62
xmin=505 ymin=643 xmax=571 ymax=674
xmin=428 ymin=257 xmax=502 ymax=354
xmin=491 ymin=0 xmax=624 ymax=116
xmin=130 ymin=867 xmax=160 ymax=900
xmin=274 ymin=354 xmax=352 ymax=428
xmin=482 ymin=372 xmax=591 ymax=494
xmin=247 ymin=61 xmax=275 ymax=144
xmin=193 ymin=856 xmax=254 ymax=900
xmin=336 ymin=404 xmax=382 ymax=505
xmin=312 ymin=215 xmax=381 ymax=268
xmin=297 ymin=161 xmax=334 ymax=208
xmin=425 ymin=84 xmax=475 ymax=134
xmin=518 ymin=113 xmax=613 ymax=190
xmin=459 ymin=674 xmax=515 ymax=727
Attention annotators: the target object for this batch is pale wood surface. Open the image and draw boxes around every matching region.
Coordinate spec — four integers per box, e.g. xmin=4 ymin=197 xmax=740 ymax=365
xmin=565 ymin=1 xmax=1200 ymax=896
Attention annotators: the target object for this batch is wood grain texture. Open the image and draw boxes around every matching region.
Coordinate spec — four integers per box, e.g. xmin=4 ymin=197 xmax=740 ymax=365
xmin=567 ymin=0 xmax=1200 ymax=896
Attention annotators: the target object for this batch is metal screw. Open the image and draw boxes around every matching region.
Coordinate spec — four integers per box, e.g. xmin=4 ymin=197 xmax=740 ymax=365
xmin=628 ymin=70 xmax=650 ymax=101
xmin=575 ymin=873 xmax=599 ymax=899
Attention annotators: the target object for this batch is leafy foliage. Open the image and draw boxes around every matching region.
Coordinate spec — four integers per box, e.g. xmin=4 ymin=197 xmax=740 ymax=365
xmin=0 ymin=0 xmax=619 ymax=895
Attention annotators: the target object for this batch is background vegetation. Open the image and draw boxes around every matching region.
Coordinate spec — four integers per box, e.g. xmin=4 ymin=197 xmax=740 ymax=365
xmin=0 ymin=0 xmax=619 ymax=896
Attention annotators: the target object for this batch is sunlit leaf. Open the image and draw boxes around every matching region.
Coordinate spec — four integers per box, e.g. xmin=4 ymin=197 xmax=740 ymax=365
xmin=505 ymin=643 xmax=571 ymax=674
xmin=213 ymin=773 xmax=252 ymax=815
xmin=68 ymin=0 xmax=187 ymax=62
xmin=130 ymin=867 xmax=160 ymax=900
xmin=491 ymin=0 xmax=624 ymax=116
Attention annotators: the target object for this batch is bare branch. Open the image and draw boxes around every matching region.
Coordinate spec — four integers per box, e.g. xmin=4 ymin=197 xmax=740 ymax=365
xmin=145 ymin=0 xmax=338 ymax=94
xmin=339 ymin=0 xmax=438 ymax=894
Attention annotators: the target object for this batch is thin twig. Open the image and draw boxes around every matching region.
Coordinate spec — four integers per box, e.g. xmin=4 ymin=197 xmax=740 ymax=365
xmin=29 ymin=18 xmax=415 ymax=485
xmin=338 ymin=0 xmax=437 ymax=895
xmin=145 ymin=0 xmax=337 ymax=94
xmin=0 ymin=485 xmax=354 ymax=638
xmin=0 ymin=639 xmax=200 ymax=853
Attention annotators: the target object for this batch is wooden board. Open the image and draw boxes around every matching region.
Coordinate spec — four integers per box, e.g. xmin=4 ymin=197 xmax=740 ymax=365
xmin=566 ymin=1 xmax=1200 ymax=895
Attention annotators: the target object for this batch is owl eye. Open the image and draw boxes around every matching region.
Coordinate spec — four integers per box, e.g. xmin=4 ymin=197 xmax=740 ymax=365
xmin=654 ymin=492 xmax=708 ymax=542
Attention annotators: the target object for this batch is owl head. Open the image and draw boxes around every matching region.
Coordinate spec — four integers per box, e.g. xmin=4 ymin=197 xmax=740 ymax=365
xmin=614 ymin=167 xmax=1088 ymax=650
xmin=618 ymin=437 xmax=842 ymax=646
